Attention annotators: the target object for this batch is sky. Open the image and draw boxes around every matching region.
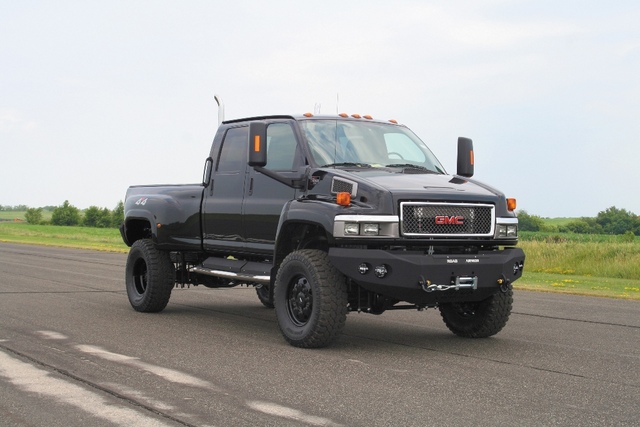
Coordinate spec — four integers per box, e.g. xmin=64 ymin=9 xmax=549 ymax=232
xmin=1 ymin=1 xmax=639 ymax=218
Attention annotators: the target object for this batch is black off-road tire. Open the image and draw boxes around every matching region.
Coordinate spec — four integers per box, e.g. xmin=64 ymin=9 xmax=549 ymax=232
xmin=439 ymin=288 xmax=513 ymax=338
xmin=125 ymin=239 xmax=175 ymax=313
xmin=255 ymin=284 xmax=274 ymax=308
xmin=274 ymin=250 xmax=348 ymax=348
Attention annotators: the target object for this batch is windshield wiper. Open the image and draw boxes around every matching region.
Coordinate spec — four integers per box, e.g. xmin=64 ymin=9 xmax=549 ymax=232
xmin=385 ymin=163 xmax=439 ymax=173
xmin=321 ymin=162 xmax=372 ymax=168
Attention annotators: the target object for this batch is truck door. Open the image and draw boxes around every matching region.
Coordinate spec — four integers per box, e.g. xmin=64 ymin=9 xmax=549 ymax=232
xmin=202 ymin=125 xmax=249 ymax=252
xmin=243 ymin=122 xmax=300 ymax=253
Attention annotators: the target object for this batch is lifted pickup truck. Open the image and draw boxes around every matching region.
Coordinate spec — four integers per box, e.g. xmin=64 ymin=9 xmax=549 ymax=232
xmin=120 ymin=109 xmax=525 ymax=348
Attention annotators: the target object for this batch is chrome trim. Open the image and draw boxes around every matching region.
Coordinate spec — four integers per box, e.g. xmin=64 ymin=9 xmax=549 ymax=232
xmin=400 ymin=202 xmax=495 ymax=237
xmin=333 ymin=215 xmax=400 ymax=238
xmin=190 ymin=266 xmax=270 ymax=284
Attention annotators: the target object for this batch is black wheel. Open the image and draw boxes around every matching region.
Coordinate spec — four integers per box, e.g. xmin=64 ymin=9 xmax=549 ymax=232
xmin=125 ymin=239 xmax=175 ymax=313
xmin=255 ymin=284 xmax=274 ymax=308
xmin=439 ymin=288 xmax=513 ymax=338
xmin=274 ymin=250 xmax=348 ymax=348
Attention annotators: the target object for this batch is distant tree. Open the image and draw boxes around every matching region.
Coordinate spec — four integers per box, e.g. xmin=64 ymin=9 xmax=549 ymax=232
xmin=516 ymin=210 xmax=546 ymax=232
xmin=595 ymin=206 xmax=640 ymax=235
xmin=83 ymin=206 xmax=112 ymax=228
xmin=0 ymin=204 xmax=28 ymax=211
xmin=561 ymin=217 xmax=603 ymax=234
xmin=24 ymin=207 xmax=43 ymax=224
xmin=111 ymin=201 xmax=124 ymax=228
xmin=51 ymin=200 xmax=80 ymax=226
xmin=97 ymin=207 xmax=112 ymax=228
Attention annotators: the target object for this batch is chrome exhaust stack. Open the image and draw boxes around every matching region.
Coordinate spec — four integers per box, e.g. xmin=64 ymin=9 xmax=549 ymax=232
xmin=214 ymin=94 xmax=224 ymax=126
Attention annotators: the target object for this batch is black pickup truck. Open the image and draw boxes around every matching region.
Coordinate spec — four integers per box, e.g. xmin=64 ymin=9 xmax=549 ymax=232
xmin=120 ymin=111 xmax=525 ymax=348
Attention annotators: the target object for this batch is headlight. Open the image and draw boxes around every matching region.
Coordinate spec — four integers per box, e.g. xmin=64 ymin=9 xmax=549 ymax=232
xmin=496 ymin=218 xmax=518 ymax=238
xmin=344 ymin=223 xmax=360 ymax=235
xmin=334 ymin=215 xmax=400 ymax=238
xmin=361 ymin=223 xmax=380 ymax=236
xmin=344 ymin=223 xmax=381 ymax=236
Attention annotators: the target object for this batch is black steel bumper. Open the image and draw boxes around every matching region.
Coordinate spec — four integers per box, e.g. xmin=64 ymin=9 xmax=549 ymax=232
xmin=328 ymin=247 xmax=525 ymax=305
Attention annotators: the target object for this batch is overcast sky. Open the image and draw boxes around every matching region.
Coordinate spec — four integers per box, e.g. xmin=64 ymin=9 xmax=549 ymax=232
xmin=1 ymin=1 xmax=639 ymax=218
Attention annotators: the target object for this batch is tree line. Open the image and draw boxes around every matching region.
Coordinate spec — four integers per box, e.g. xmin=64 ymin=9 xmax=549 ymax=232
xmin=22 ymin=200 xmax=124 ymax=228
xmin=518 ymin=206 xmax=640 ymax=236
xmin=8 ymin=202 xmax=640 ymax=235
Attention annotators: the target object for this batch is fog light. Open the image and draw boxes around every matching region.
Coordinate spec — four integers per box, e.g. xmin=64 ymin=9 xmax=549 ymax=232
xmin=344 ymin=223 xmax=359 ymax=235
xmin=374 ymin=265 xmax=388 ymax=278
xmin=361 ymin=223 xmax=380 ymax=236
xmin=358 ymin=263 xmax=370 ymax=275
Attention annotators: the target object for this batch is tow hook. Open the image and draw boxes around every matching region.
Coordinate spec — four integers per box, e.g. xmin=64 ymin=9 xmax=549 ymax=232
xmin=419 ymin=275 xmax=478 ymax=292
xmin=497 ymin=275 xmax=512 ymax=293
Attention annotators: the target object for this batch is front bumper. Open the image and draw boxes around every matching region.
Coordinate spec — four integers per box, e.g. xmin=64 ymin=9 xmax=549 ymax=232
xmin=328 ymin=247 xmax=525 ymax=305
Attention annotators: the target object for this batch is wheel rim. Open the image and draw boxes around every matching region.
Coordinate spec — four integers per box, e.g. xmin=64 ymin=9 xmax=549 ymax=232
xmin=132 ymin=258 xmax=148 ymax=296
xmin=286 ymin=275 xmax=313 ymax=326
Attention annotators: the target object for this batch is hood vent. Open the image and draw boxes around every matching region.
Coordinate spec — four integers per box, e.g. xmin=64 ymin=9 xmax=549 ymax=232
xmin=331 ymin=177 xmax=358 ymax=197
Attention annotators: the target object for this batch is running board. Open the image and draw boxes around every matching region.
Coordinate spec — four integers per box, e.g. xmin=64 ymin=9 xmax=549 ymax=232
xmin=190 ymin=257 xmax=271 ymax=284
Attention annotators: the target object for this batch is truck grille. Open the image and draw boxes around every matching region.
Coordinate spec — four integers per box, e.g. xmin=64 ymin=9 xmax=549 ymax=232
xmin=400 ymin=202 xmax=494 ymax=237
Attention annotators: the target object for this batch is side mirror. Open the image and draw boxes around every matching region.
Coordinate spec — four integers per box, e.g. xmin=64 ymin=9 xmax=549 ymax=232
xmin=456 ymin=137 xmax=474 ymax=178
xmin=248 ymin=121 xmax=267 ymax=167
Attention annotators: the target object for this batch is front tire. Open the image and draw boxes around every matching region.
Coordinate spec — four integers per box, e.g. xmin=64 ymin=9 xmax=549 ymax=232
xmin=125 ymin=239 xmax=175 ymax=312
xmin=274 ymin=250 xmax=348 ymax=348
xmin=439 ymin=288 xmax=513 ymax=338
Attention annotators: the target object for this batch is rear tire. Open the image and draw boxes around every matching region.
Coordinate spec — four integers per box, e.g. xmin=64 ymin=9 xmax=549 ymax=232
xmin=439 ymin=288 xmax=513 ymax=338
xmin=255 ymin=284 xmax=274 ymax=308
xmin=125 ymin=239 xmax=174 ymax=312
xmin=274 ymin=250 xmax=348 ymax=348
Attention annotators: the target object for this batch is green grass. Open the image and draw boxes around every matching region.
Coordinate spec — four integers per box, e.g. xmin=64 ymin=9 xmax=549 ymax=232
xmin=0 ymin=223 xmax=127 ymax=252
xmin=1 ymin=223 xmax=639 ymax=300
xmin=515 ymin=272 xmax=640 ymax=300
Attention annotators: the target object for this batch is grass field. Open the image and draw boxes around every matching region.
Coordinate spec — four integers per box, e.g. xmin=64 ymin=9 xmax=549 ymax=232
xmin=0 ymin=222 xmax=638 ymax=300
xmin=0 ymin=223 xmax=127 ymax=252
xmin=0 ymin=210 xmax=53 ymax=222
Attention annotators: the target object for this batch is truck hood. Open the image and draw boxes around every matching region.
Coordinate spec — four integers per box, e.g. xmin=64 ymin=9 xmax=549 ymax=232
xmin=351 ymin=169 xmax=504 ymax=202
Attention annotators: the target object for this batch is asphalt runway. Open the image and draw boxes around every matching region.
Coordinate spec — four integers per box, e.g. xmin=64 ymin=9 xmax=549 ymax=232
xmin=0 ymin=243 xmax=638 ymax=426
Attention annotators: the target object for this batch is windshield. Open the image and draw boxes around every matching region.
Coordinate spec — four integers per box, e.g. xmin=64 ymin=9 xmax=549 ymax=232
xmin=300 ymin=119 xmax=445 ymax=173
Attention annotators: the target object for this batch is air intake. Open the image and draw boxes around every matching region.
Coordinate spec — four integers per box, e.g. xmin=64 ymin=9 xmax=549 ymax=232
xmin=331 ymin=178 xmax=358 ymax=197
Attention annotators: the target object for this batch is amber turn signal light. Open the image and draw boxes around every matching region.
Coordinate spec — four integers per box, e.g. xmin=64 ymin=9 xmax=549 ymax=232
xmin=507 ymin=198 xmax=517 ymax=211
xmin=336 ymin=192 xmax=351 ymax=206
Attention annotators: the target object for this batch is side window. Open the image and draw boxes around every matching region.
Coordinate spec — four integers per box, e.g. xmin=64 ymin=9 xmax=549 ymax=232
xmin=217 ymin=127 xmax=248 ymax=172
xmin=265 ymin=123 xmax=297 ymax=171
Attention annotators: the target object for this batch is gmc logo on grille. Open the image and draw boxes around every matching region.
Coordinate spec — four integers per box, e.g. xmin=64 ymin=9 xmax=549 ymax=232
xmin=435 ymin=215 xmax=465 ymax=225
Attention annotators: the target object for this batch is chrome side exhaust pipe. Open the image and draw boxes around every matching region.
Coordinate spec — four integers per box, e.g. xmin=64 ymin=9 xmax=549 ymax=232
xmin=214 ymin=94 xmax=224 ymax=126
